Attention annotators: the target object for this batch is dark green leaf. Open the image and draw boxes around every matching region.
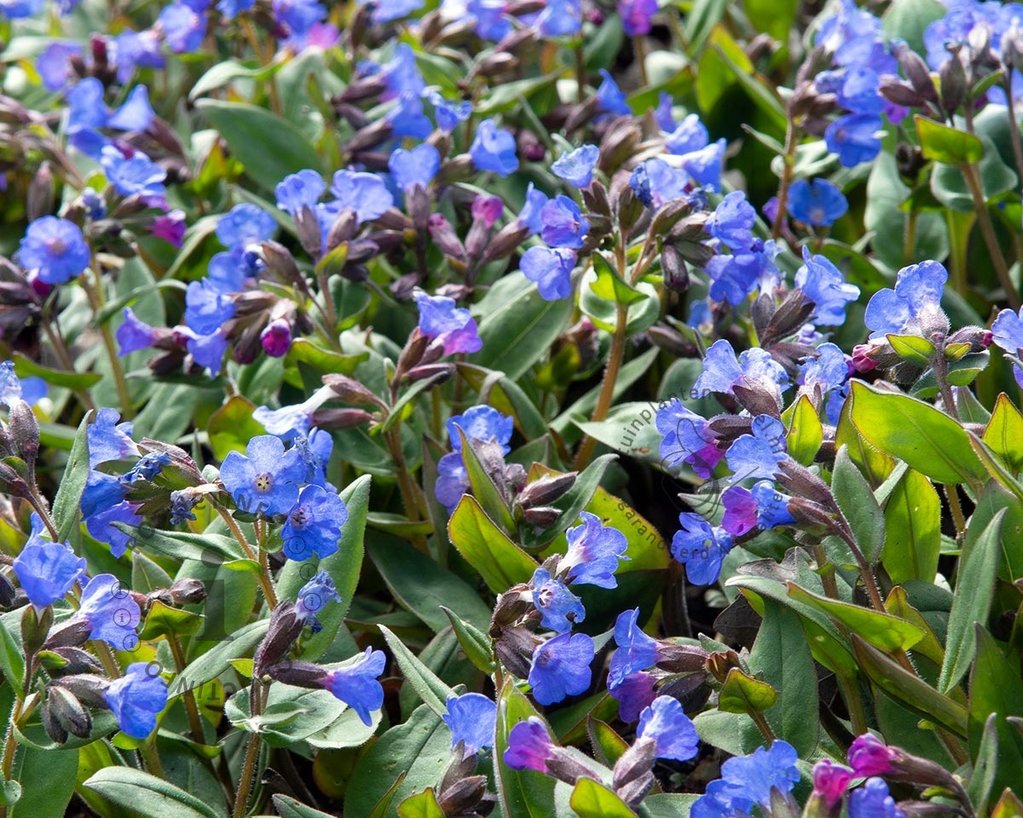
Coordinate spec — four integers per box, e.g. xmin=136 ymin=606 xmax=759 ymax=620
xmin=83 ymin=768 xmax=223 ymax=818
xmin=50 ymin=411 xmax=92 ymax=542
xmin=832 ymin=445 xmax=885 ymax=563
xmin=447 ymin=495 xmax=538 ymax=594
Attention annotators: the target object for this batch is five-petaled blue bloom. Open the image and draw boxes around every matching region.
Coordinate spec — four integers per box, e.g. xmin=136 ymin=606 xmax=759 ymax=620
xmin=100 ymin=145 xmax=167 ymax=199
xmin=539 ymin=195 xmax=590 ymax=249
xmin=637 ymin=695 xmax=699 ymax=762
xmin=795 ymin=248 xmax=860 ymax=326
xmin=216 ymin=203 xmax=276 ymax=249
xmin=116 ymin=308 xmax=160 ymax=356
xmin=707 ymin=190 xmax=755 ymax=251
xmin=323 ymin=647 xmax=386 ymax=726
xmin=447 ymin=405 xmax=513 ymax=453
xmin=551 ymin=144 xmax=599 ymax=188
xmin=992 ymin=306 xmax=1023 ymax=386
xmin=220 ymin=435 xmax=307 ymax=515
xmin=656 ymin=399 xmax=724 ymax=479
xmin=530 ymin=567 xmax=585 ymax=633
xmin=721 ymin=481 xmax=795 ymax=537
xmin=863 ymin=259 xmax=948 ymax=339
xmin=330 ymin=169 xmax=394 ymax=223
xmin=726 ymin=415 xmax=788 ymax=482
xmin=799 ymin=342 xmax=850 ymax=399
xmin=104 ymin=662 xmax=168 ymax=739
xmin=504 ymin=717 xmax=555 ymax=772
xmin=561 ymin=512 xmax=628 ymax=588
xmin=706 ymin=239 xmax=780 ymax=306
xmin=414 ymin=291 xmax=483 ymax=356
xmin=276 ymin=169 xmax=326 ymax=216
xmin=528 ymin=631 xmax=594 ymax=705
xmin=442 ymin=693 xmax=497 ymax=758
xmin=184 ymin=279 xmax=236 ymax=336
xmin=825 ymin=113 xmax=883 ymax=167
xmin=295 ymin=570 xmax=341 ymax=632
xmin=17 ymin=216 xmax=91 ymax=284
xmin=671 ymin=513 xmax=733 ymax=585
xmin=608 ymin=607 xmax=659 ymax=687
xmin=282 ymin=485 xmax=350 ymax=560
xmin=786 ymin=178 xmax=848 ymax=226
xmin=469 ymin=118 xmax=518 ymax=176
xmin=692 ymin=740 xmax=799 ymax=818
xmin=665 ymin=113 xmax=708 ymax=155
xmin=520 ymin=246 xmax=575 ymax=301
xmin=13 ymin=520 xmax=86 ymax=609
xmin=849 ymin=777 xmax=905 ymax=818
xmin=76 ymin=573 xmax=142 ymax=650
xmin=389 ymin=143 xmax=441 ymax=193
xmin=692 ymin=340 xmax=790 ymax=405
xmin=88 ymin=408 xmax=139 ymax=468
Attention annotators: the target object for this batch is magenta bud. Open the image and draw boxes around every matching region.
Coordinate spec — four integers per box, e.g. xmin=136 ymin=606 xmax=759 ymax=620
xmin=260 ymin=319 xmax=292 ymax=357
xmin=471 ymin=194 xmax=503 ymax=227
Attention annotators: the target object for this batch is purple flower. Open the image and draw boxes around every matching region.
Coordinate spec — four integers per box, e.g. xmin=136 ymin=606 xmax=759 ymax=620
xmin=104 ymin=662 xmax=168 ymax=739
xmin=17 ymin=216 xmax=90 ymax=285
xmin=216 ymin=203 xmax=276 ymax=249
xmin=551 ymin=144 xmax=599 ymax=188
xmin=671 ymin=513 xmax=732 ymax=585
xmin=504 ymin=717 xmax=555 ymax=772
xmin=112 ymin=30 xmax=165 ymax=82
xmin=608 ymin=608 xmax=658 ymax=687
xmin=610 ymin=671 xmax=658 ymax=723
xmin=528 ymin=631 xmax=594 ymax=705
xmin=847 ymin=733 xmax=895 ymax=776
xmin=530 ymin=567 xmax=585 ymax=633
xmin=276 ymin=169 xmax=326 ymax=216
xmin=443 ymin=693 xmax=497 ymax=757
xmin=849 ymin=778 xmax=905 ymax=818
xmin=706 ymin=239 xmax=781 ymax=305
xmin=151 ymin=210 xmax=186 ymax=246
xmin=101 ymin=146 xmax=167 ymax=199
xmin=787 ymin=178 xmax=848 ymax=226
xmin=825 ymin=113 xmax=883 ymax=167
xmin=260 ymin=319 xmax=292 ymax=357
xmin=330 ymin=170 xmax=393 ymax=222
xmin=520 ymin=246 xmax=575 ymax=301
xmin=13 ymin=522 xmax=85 ymax=609
xmin=36 ymin=42 xmax=81 ymax=91
xmin=77 ymin=573 xmax=141 ymax=650
xmin=282 ymin=485 xmax=349 ymax=560
xmin=389 ymin=143 xmax=441 ymax=192
xmin=619 ymin=0 xmax=656 ymax=36
xmin=637 ymin=696 xmax=699 ymax=761
xmin=722 ymin=481 xmax=795 ymax=536
xmin=656 ymin=398 xmax=724 ymax=479
xmin=323 ymin=647 xmax=386 ymax=726
xmin=295 ymin=570 xmax=341 ymax=631
xmin=707 ymin=191 xmax=755 ymax=251
xmin=692 ymin=340 xmax=789 ymax=404
xmin=795 ymin=248 xmax=860 ymax=326
xmin=539 ymin=195 xmax=590 ymax=249
xmin=596 ymin=69 xmax=630 ymax=115
xmin=864 ymin=260 xmax=947 ymax=339
xmin=813 ymin=759 xmax=854 ymax=809
xmin=219 ymin=435 xmax=307 ymax=515
xmin=88 ymin=408 xmax=138 ymax=468
xmin=469 ymin=119 xmax=518 ymax=176
xmin=414 ymin=291 xmax=483 ymax=355
xmin=726 ymin=415 xmax=788 ymax=482
xmin=562 ymin=512 xmax=628 ymax=588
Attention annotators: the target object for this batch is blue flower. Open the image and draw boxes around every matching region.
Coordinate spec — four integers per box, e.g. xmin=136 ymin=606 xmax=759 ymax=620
xmin=106 ymin=85 xmax=155 ymax=132
xmin=382 ymin=43 xmax=425 ymax=98
xmin=116 ymin=308 xmax=160 ymax=356
xmin=282 ymin=485 xmax=349 ymax=560
xmin=520 ymin=246 xmax=575 ymax=300
xmin=619 ymin=0 xmax=657 ymax=36
xmin=539 ymin=195 xmax=590 ymax=249
xmin=111 ymin=30 xmax=165 ymax=83
xmin=82 ymin=483 xmax=142 ymax=558
xmin=795 ymin=248 xmax=860 ymax=326
xmin=100 ymin=146 xmax=166 ymax=199
xmin=158 ymin=2 xmax=206 ymax=52
xmin=184 ymin=279 xmax=236 ymax=336
xmin=722 ymin=482 xmax=795 ymax=536
xmin=608 ymin=608 xmax=658 ymax=687
xmin=610 ymin=670 xmax=658 ymax=723
xmin=692 ymin=340 xmax=789 ymax=404
xmin=469 ymin=119 xmax=518 ymax=176
xmin=562 ymin=512 xmax=628 ymax=588
xmin=630 ymin=158 xmax=690 ymax=207
xmin=295 ymin=570 xmax=341 ymax=632
xmin=707 ymin=191 xmax=755 ymax=251
xmin=330 ymin=170 xmax=393 ymax=223
xmin=435 ymin=453 xmax=469 ymax=512
xmin=596 ymin=69 xmax=630 ymax=116
xmin=443 ymin=693 xmax=497 ymax=758
xmin=825 ymin=113 xmax=883 ymax=167
xmin=530 ymin=567 xmax=585 ymax=633
xmin=849 ymin=778 xmax=905 ymax=818
xmin=536 ymin=0 xmax=580 ymax=36
xmin=992 ymin=306 xmax=1023 ymax=384
xmin=787 ymin=178 xmax=848 ymax=226
xmin=671 ymin=513 xmax=732 ymax=585
xmin=665 ymin=113 xmax=709 ymax=155
xmin=220 ymin=435 xmax=307 ymax=515
xmin=680 ymin=138 xmax=726 ymax=191
xmin=692 ymin=741 xmax=799 ymax=818
xmin=726 ymin=415 xmax=788 ymax=482
xmin=388 ymin=92 xmax=433 ymax=139
xmin=837 ymin=66 xmax=884 ymax=115
xmin=551 ymin=144 xmax=599 ymax=188
xmin=389 ymin=143 xmax=441 ymax=192
xmin=178 ymin=327 xmax=229 ymax=377
xmin=104 ymin=662 xmax=168 ymax=739
xmin=863 ymin=260 xmax=948 ymax=339
xmin=656 ymin=399 xmax=724 ymax=479
xmin=637 ymin=696 xmax=699 ymax=761
xmin=13 ymin=522 xmax=85 ymax=609
xmin=528 ymin=631 xmax=594 ymax=705
xmin=370 ymin=0 xmax=422 ymax=24
xmin=414 ymin=291 xmax=483 ymax=355
xmin=276 ymin=169 xmax=326 ymax=216
xmin=77 ymin=574 xmax=141 ymax=650
xmin=504 ymin=717 xmax=555 ymax=772
xmin=517 ymin=184 xmax=549 ymax=234
xmin=706 ymin=239 xmax=781 ymax=305
xmin=17 ymin=216 xmax=90 ymax=285
xmin=216 ymin=203 xmax=276 ymax=249
xmin=121 ymin=452 xmax=171 ymax=485
xmin=36 ymin=43 xmax=80 ymax=91
xmin=88 ymin=408 xmax=138 ymax=468
xmin=751 ymin=481 xmax=796 ymax=529
xmin=295 ymin=428 xmax=333 ymax=487
xmin=323 ymin=647 xmax=386 ymax=726
xmin=0 ymin=361 xmax=21 ymax=407
xmin=799 ymin=342 xmax=850 ymax=399
xmin=447 ymin=405 xmax=514 ymax=453
xmin=466 ymin=0 xmax=510 ymax=40
xmin=67 ymin=78 xmax=107 ymax=131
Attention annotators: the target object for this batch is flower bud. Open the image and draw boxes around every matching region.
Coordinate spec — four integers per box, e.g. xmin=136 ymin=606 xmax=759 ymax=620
xmin=939 ymin=53 xmax=967 ymax=114
xmin=8 ymin=398 xmax=39 ymax=469
xmin=661 ymin=244 xmax=690 ymax=293
xmin=265 ymin=660 xmax=330 ymax=688
xmin=437 ymin=775 xmax=492 ymax=816
xmin=403 ymin=363 xmax=455 ymax=385
xmin=22 ymin=602 xmax=52 ymax=655
xmin=516 ymin=473 xmax=577 ymax=509
xmin=260 ymin=319 xmax=292 ymax=358
xmin=612 ymin=737 xmax=656 ymax=806
xmin=46 ymin=685 xmax=92 ymax=739
xmin=483 ymin=222 xmax=530 ymax=263
xmin=253 ymin=602 xmax=303 ymax=676
xmin=27 ymin=162 xmax=54 ymax=223
xmin=311 ymin=408 xmax=376 ymax=429
xmin=427 ymin=214 xmax=467 ymax=261
xmin=168 ymin=578 xmax=207 ymax=605
xmin=493 ymin=624 xmax=539 ymax=679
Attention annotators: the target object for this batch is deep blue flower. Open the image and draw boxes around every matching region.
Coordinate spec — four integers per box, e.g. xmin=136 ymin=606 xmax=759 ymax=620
xmin=276 ymin=169 xmax=326 ymax=216
xmin=520 ymin=246 xmax=575 ymax=300
xmin=159 ymin=2 xmax=206 ymax=52
xmin=370 ymin=0 xmax=422 ymax=24
xmin=220 ymin=435 xmax=307 ymax=515
xmin=107 ymin=85 xmax=156 ymax=132
xmin=216 ymin=203 xmax=276 ymax=249
xmin=530 ymin=567 xmax=585 ymax=633
xmin=722 ymin=481 xmax=795 ymax=536
xmin=101 ymin=146 xmax=167 ymax=199
xmin=655 ymin=92 xmax=676 ymax=132
xmin=992 ymin=306 xmax=1023 ymax=385
xmin=207 ymin=247 xmax=256 ymax=291
xmin=469 ymin=119 xmax=518 ymax=176
xmin=88 ymin=408 xmax=138 ymax=468
xmin=282 ymin=485 xmax=349 ymax=560
xmin=726 ymin=415 xmax=788 ymax=482
xmin=536 ymin=0 xmax=580 ymax=36
xmin=323 ymin=647 xmax=386 ymax=726
xmin=17 ymin=216 xmax=90 ymax=285
xmin=435 ymin=453 xmax=469 ymax=512
xmin=706 ymin=239 xmax=781 ymax=305
xmin=414 ymin=291 xmax=483 ymax=355
xmin=13 ymin=520 xmax=85 ymax=609
xmin=596 ymin=69 xmax=630 ymax=116
xmin=295 ymin=570 xmax=341 ymax=631
xmin=112 ymin=30 xmax=166 ymax=83
xmin=85 ymin=496 xmax=142 ymax=558
xmin=863 ymin=260 xmax=947 ymax=339
xmin=671 ymin=513 xmax=732 ymax=585
xmin=104 ymin=662 xmax=168 ymax=739
xmin=217 ymin=0 xmax=254 ymax=18
xmin=447 ymin=405 xmax=514 ymax=453
xmin=720 ymin=740 xmax=800 ymax=807
xmin=116 ymin=308 xmax=159 ymax=356
xmin=637 ymin=696 xmax=699 ymax=761
xmin=466 ymin=0 xmax=510 ymax=40
xmin=273 ymin=0 xmax=326 ymax=41
xmin=388 ymin=92 xmax=433 ymax=139
xmin=692 ymin=340 xmax=789 ymax=404
xmin=389 ymin=143 xmax=441 ymax=192
xmin=293 ymin=428 xmax=334 ymax=488
xmin=707 ymin=191 xmax=755 ymax=251
xmin=665 ymin=113 xmax=709 ymax=154
xmin=443 ymin=693 xmax=497 ymax=758
xmin=539 ymin=195 xmax=590 ymax=249
xmin=177 ymin=327 xmax=229 ymax=377
xmin=427 ymin=89 xmax=473 ymax=132
xmin=656 ymin=398 xmax=724 ymax=479
xmin=551 ymin=144 xmax=599 ymax=188
xmin=751 ymin=480 xmax=796 ymax=528
xmin=504 ymin=717 xmax=555 ymax=772
xmin=121 ymin=452 xmax=171 ymax=485
xmin=787 ymin=178 xmax=848 ymax=227
xmin=67 ymin=78 xmax=107 ymax=131
xmin=680 ymin=138 xmax=726 ymax=191
xmin=184 ymin=279 xmax=236 ymax=335
xmin=825 ymin=113 xmax=883 ymax=167
xmin=528 ymin=631 xmax=594 ymax=705
xmin=610 ymin=670 xmax=658 ymax=723
xmin=630 ymin=158 xmax=690 ymax=207
xmin=795 ymin=248 xmax=860 ymax=326
xmin=608 ymin=607 xmax=658 ymax=687
xmin=382 ymin=43 xmax=425 ymax=98
xmin=562 ymin=512 xmax=628 ymax=588
xmin=517 ymin=184 xmax=550 ymax=235
xmin=77 ymin=573 xmax=141 ymax=650
xmin=837 ymin=66 xmax=884 ymax=115
xmin=330 ymin=170 xmax=393 ymax=223
xmin=799 ymin=342 xmax=850 ymax=399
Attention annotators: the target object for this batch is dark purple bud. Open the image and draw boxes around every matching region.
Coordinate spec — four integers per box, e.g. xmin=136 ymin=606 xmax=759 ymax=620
xmin=427 ymin=214 xmax=466 ymax=261
xmin=661 ymin=245 xmax=690 ymax=293
xmin=612 ymin=737 xmax=656 ymax=805
xmin=260 ymin=319 xmax=292 ymax=358
xmin=27 ymin=162 xmax=54 ymax=223
xmin=311 ymin=408 xmax=376 ymax=429
xmin=517 ymin=473 xmax=577 ymax=509
xmin=253 ymin=602 xmax=303 ymax=676
xmin=403 ymin=363 xmax=455 ymax=384
xmin=47 ymin=685 xmax=92 ymax=739
xmin=265 ymin=660 xmax=329 ymax=688
xmin=9 ymin=399 xmax=39 ymax=468
xmin=169 ymin=578 xmax=207 ymax=605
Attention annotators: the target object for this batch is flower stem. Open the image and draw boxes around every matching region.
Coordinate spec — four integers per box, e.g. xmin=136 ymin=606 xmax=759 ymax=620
xmin=233 ymin=681 xmax=265 ymax=818
xmin=213 ymin=503 xmax=278 ymax=607
xmin=961 ymin=161 xmax=1020 ymax=309
xmin=771 ymin=119 xmax=798 ymax=241
xmin=574 ymin=300 xmax=628 ymax=470
xmin=81 ymin=266 xmax=134 ymax=419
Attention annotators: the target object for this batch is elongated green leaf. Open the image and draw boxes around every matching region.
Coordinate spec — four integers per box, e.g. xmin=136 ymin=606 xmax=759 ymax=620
xmin=448 ymin=495 xmax=538 ymax=594
xmin=379 ymin=625 xmax=456 ymax=717
xmin=441 ymin=607 xmax=495 ymax=673
xmin=457 ymin=427 xmax=517 ymax=534
xmin=83 ymin=768 xmax=223 ymax=818
xmin=0 ymin=615 xmax=25 ymax=692
xmin=273 ymin=794 xmax=337 ymax=818
xmin=8 ymin=745 xmax=76 ymax=818
xmin=982 ymin=394 xmax=1023 ymax=474
xmin=915 ymin=115 xmax=984 ymax=164
xmin=116 ymin=525 xmax=245 ymax=564
xmin=169 ymin=620 xmax=268 ymax=697
xmin=832 ymin=445 xmax=885 ymax=563
xmin=786 ymin=583 xmax=924 ymax=652
xmin=967 ymin=628 xmax=1023 ymax=799
xmin=784 ymin=395 xmax=823 ymax=466
xmin=570 ymin=779 xmax=635 ymax=818
xmin=494 ymin=682 xmax=556 ymax=817
xmin=50 ymin=412 xmax=92 ymax=542
xmin=12 ymin=353 xmax=101 ymax=390
xmin=882 ymin=468 xmax=941 ymax=583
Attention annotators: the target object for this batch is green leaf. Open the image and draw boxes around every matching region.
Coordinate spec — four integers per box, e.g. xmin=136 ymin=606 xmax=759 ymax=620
xmin=397 ymin=789 xmax=446 ymax=818
xmin=379 ymin=625 xmax=456 ymax=717
xmin=967 ymin=628 xmax=1023 ymax=799
xmin=915 ymin=115 xmax=984 ymax=164
xmin=848 ymin=381 xmax=986 ymax=485
xmin=882 ymin=0 xmax=946 ymax=53
xmin=8 ymin=745 xmax=76 ymax=818
xmin=939 ymin=506 xmax=1007 ymax=692
xmin=285 ymin=339 xmax=367 ymax=376
xmin=441 ymin=607 xmax=495 ymax=673
xmin=832 ymin=445 xmax=885 ymax=563
xmin=139 ymin=600 xmax=204 ymax=640
xmin=494 ymin=682 xmax=556 ymax=817
xmin=455 ymin=364 xmax=548 ymax=441
xmin=590 ymin=253 xmax=646 ymax=305
xmin=457 ymin=427 xmax=517 ymax=535
xmin=83 ymin=768 xmax=223 ymax=818
xmin=579 ymin=272 xmax=659 ymax=335
xmin=931 ymin=134 xmax=1018 ymax=211
xmin=0 ymin=615 xmax=25 ymax=692
xmin=968 ymin=715 xmax=1000 ymax=818
xmin=787 ymin=582 xmax=924 ymax=652
xmin=569 ymin=779 xmax=635 ymax=818
xmin=50 ymin=411 xmax=92 ymax=542
xmin=587 ymin=718 xmax=630 ymax=767
xmin=448 ymin=495 xmax=538 ymax=594
xmin=207 ymin=396 xmax=266 ymax=461
xmin=12 ymin=352 xmax=101 ymax=391
xmin=116 ymin=525 xmax=245 ymax=564
xmin=882 ymin=468 xmax=941 ymax=583
xmin=743 ymin=0 xmax=798 ymax=40
xmin=131 ymin=551 xmax=173 ymax=595
xmin=782 ymin=395 xmax=823 ymax=466
xmin=188 ymin=58 xmax=282 ymax=101
xmin=983 ymin=394 xmax=1023 ymax=474
xmin=718 ymin=668 xmax=777 ymax=714
xmin=886 ymin=333 xmax=936 ymax=366
xmin=273 ymin=794 xmax=337 ymax=818
xmin=195 ymin=100 xmax=322 ymax=192
xmin=169 ymin=620 xmax=268 ymax=697
xmin=685 ymin=0 xmax=728 ymax=55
